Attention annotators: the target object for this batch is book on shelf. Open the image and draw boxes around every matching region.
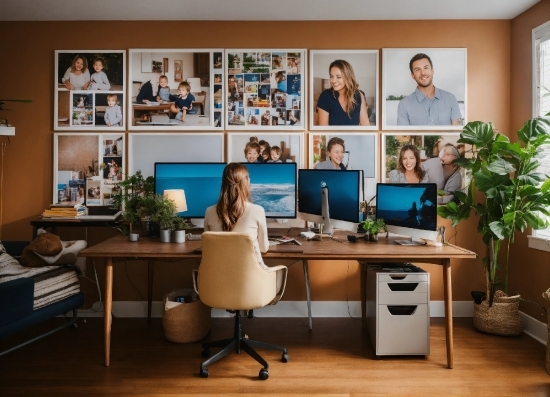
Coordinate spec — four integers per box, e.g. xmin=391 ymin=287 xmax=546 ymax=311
xmin=42 ymin=205 xmax=86 ymax=218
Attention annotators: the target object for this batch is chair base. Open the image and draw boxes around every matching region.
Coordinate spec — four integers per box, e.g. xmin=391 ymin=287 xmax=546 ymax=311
xmin=199 ymin=311 xmax=288 ymax=380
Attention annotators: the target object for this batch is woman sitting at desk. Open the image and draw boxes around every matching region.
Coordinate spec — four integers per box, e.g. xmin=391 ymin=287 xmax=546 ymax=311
xmin=204 ymin=163 xmax=269 ymax=263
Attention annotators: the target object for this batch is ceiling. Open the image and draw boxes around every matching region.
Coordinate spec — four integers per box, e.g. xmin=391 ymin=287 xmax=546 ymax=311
xmin=0 ymin=0 xmax=541 ymax=21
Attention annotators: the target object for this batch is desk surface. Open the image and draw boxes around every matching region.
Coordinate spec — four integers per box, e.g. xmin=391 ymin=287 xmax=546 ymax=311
xmin=80 ymin=231 xmax=475 ymax=262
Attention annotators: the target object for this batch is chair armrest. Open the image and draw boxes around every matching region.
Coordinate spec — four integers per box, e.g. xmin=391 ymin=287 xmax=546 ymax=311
xmin=265 ymin=265 xmax=288 ymax=305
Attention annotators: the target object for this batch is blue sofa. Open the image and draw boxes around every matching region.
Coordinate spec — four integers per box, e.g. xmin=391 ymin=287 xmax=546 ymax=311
xmin=0 ymin=241 xmax=85 ymax=356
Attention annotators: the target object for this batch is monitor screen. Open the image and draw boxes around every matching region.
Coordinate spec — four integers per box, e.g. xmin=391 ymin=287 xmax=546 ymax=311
xmin=154 ymin=163 xmax=226 ymax=218
xmin=241 ymin=162 xmax=297 ymax=218
xmin=298 ymin=169 xmax=362 ymax=224
xmin=376 ymin=183 xmax=438 ymax=240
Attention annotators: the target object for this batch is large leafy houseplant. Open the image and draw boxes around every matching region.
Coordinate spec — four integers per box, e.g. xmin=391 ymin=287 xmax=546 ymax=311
xmin=112 ymin=170 xmax=155 ymax=228
xmin=438 ymin=117 xmax=550 ymax=305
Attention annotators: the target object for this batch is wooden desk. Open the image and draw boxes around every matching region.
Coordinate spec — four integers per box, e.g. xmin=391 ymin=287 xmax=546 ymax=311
xmin=79 ymin=230 xmax=476 ymax=368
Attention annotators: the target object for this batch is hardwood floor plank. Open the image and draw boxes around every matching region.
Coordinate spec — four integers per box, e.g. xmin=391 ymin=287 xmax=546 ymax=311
xmin=0 ymin=317 xmax=548 ymax=396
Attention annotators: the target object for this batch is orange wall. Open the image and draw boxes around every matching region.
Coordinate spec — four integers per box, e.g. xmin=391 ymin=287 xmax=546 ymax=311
xmin=509 ymin=0 xmax=550 ymax=320
xmin=0 ymin=19 xmax=513 ymax=306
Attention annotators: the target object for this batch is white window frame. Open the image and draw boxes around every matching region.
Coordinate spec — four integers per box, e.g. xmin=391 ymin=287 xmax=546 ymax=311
xmin=528 ymin=20 xmax=550 ymax=252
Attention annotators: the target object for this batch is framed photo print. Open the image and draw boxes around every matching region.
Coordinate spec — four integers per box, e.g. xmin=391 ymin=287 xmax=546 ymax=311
xmin=382 ymin=48 xmax=467 ymax=130
xmin=227 ymin=132 xmax=304 ymax=167
xmin=381 ymin=133 xmax=472 ymax=204
xmin=128 ymin=133 xmax=225 ymax=177
xmin=226 ymin=49 xmax=305 ymax=130
xmin=128 ymin=49 xmax=224 ymax=131
xmin=54 ymin=132 xmax=124 ymax=206
xmin=309 ymin=50 xmax=378 ymax=130
xmin=55 ymin=50 xmax=125 ymax=131
xmin=309 ymin=133 xmax=378 ymax=201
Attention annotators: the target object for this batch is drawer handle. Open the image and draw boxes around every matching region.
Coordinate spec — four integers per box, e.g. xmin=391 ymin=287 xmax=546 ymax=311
xmin=389 ymin=275 xmax=406 ymax=280
xmin=387 ymin=305 xmax=417 ymax=315
xmin=388 ymin=283 xmax=419 ymax=291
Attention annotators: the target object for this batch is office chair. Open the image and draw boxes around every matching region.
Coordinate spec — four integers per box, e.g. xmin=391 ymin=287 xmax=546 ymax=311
xmin=193 ymin=232 xmax=289 ymax=380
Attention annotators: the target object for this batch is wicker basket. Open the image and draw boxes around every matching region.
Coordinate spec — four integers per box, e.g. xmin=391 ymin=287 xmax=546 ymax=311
xmin=472 ymin=290 xmax=523 ymax=336
xmin=162 ymin=288 xmax=211 ymax=343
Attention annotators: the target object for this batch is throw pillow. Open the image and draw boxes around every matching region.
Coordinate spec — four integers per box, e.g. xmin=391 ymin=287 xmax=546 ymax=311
xmin=20 ymin=233 xmax=63 ymax=267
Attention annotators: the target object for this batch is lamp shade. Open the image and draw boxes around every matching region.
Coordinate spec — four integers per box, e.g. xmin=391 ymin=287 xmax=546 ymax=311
xmin=164 ymin=189 xmax=187 ymax=213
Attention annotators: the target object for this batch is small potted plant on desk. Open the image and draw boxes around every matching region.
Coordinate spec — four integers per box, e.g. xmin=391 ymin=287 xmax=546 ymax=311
xmin=359 ymin=218 xmax=387 ymax=241
xmin=148 ymin=195 xmax=177 ymax=243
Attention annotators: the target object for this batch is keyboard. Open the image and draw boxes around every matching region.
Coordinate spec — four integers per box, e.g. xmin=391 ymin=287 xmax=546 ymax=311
xmin=187 ymin=233 xmax=202 ymax=241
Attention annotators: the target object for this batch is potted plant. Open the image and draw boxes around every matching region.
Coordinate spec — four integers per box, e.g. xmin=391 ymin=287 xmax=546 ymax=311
xmin=172 ymin=216 xmax=194 ymax=243
xmin=359 ymin=218 xmax=387 ymax=241
xmin=149 ymin=195 xmax=177 ymax=243
xmin=112 ymin=170 xmax=155 ymax=234
xmin=438 ymin=117 xmax=550 ymax=335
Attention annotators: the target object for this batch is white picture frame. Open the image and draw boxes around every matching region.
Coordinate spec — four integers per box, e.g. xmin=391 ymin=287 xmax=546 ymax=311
xmin=128 ymin=49 xmax=224 ymax=131
xmin=53 ymin=132 xmax=124 ymax=206
xmin=227 ymin=132 xmax=304 ymax=167
xmin=309 ymin=49 xmax=379 ymax=130
xmin=54 ymin=50 xmax=126 ymax=131
xmin=308 ymin=133 xmax=379 ymax=202
xmin=225 ymin=49 xmax=306 ymax=130
xmin=128 ymin=132 xmax=225 ymax=178
xmin=382 ymin=48 xmax=467 ymax=130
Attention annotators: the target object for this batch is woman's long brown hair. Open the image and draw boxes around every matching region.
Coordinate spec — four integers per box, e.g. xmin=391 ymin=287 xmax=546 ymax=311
xmin=329 ymin=59 xmax=361 ymax=118
xmin=216 ymin=163 xmax=251 ymax=231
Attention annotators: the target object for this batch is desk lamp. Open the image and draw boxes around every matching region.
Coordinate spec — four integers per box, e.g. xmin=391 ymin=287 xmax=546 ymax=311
xmin=164 ymin=189 xmax=188 ymax=243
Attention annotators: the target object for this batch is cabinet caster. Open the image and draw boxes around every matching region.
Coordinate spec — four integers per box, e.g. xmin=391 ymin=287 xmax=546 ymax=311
xmin=200 ymin=367 xmax=209 ymax=378
xmin=281 ymin=353 xmax=289 ymax=363
xmin=259 ymin=368 xmax=269 ymax=380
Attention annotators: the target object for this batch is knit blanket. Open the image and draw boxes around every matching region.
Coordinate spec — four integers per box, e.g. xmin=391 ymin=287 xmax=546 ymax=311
xmin=0 ymin=251 xmax=80 ymax=310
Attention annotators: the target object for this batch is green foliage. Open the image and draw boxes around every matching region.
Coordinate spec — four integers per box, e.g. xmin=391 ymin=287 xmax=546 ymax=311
xmin=385 ymin=135 xmax=400 ymax=156
xmin=172 ymin=216 xmax=194 ymax=230
xmin=386 ymin=95 xmax=405 ymax=100
xmin=112 ymin=170 xmax=155 ymax=225
xmin=437 ymin=117 xmax=550 ymax=304
xmin=359 ymin=218 xmax=387 ymax=235
xmin=149 ymin=195 xmax=177 ymax=230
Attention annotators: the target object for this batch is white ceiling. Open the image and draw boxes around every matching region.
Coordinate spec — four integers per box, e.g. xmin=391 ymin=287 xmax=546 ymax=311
xmin=0 ymin=0 xmax=541 ymax=21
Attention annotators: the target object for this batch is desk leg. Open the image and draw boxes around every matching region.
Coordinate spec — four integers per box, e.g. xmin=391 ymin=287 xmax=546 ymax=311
xmin=442 ymin=258 xmax=453 ymax=369
xmin=302 ymin=260 xmax=312 ymax=330
xmin=104 ymin=257 xmax=113 ymax=367
xmin=147 ymin=260 xmax=154 ymax=319
xmin=361 ymin=262 xmax=367 ymax=330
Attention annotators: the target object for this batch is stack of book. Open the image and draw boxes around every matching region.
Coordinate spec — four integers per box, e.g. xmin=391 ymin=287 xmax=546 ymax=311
xmin=42 ymin=205 xmax=86 ymax=219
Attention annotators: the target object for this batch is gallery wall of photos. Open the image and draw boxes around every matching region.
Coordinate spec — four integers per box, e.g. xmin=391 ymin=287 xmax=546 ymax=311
xmin=52 ymin=47 xmax=467 ymax=206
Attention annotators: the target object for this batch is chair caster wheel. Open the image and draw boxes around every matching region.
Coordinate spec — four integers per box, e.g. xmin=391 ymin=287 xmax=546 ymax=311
xmin=201 ymin=349 xmax=211 ymax=358
xmin=281 ymin=353 xmax=289 ymax=363
xmin=259 ymin=368 xmax=269 ymax=380
xmin=200 ymin=367 xmax=209 ymax=378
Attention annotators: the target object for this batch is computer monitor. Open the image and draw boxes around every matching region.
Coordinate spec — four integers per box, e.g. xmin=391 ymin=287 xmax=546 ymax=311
xmin=241 ymin=162 xmax=297 ymax=218
xmin=298 ymin=169 xmax=363 ymax=233
xmin=375 ymin=183 xmax=438 ymax=241
xmin=154 ymin=162 xmax=226 ymax=218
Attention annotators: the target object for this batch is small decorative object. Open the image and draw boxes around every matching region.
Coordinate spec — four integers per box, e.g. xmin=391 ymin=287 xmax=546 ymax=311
xmin=128 ymin=233 xmax=139 ymax=242
xmin=359 ymin=218 xmax=386 ymax=241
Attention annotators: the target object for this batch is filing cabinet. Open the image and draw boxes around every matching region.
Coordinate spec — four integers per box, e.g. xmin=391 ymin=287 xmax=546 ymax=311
xmin=366 ymin=263 xmax=430 ymax=356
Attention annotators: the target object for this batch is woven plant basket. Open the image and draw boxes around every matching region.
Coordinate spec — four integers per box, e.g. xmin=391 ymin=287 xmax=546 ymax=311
xmin=542 ymin=291 xmax=550 ymax=375
xmin=472 ymin=290 xmax=523 ymax=336
xmin=162 ymin=288 xmax=211 ymax=343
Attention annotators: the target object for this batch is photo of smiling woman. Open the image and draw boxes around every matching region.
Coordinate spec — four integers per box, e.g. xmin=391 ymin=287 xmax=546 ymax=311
xmin=315 ymin=137 xmax=347 ymax=170
xmin=389 ymin=145 xmax=428 ymax=183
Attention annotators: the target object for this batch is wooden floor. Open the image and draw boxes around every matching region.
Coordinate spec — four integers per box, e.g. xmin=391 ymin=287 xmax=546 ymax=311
xmin=0 ymin=316 xmax=548 ymax=396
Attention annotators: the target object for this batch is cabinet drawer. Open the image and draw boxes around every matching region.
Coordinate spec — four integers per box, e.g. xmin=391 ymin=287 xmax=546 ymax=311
xmin=378 ymin=282 xmax=428 ymax=304
xmin=377 ymin=304 xmax=429 ymax=355
xmin=378 ymin=274 xmax=428 ymax=283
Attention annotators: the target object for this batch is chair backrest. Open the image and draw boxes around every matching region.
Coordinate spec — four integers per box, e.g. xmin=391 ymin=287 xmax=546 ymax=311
xmin=198 ymin=232 xmax=277 ymax=311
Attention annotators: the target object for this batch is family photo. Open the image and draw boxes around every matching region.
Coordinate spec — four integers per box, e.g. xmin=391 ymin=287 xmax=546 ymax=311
xmin=128 ymin=49 xmax=223 ymax=130
xmin=55 ymin=51 xmax=125 ymax=130
xmin=227 ymin=133 xmax=303 ymax=166
xmin=382 ymin=133 xmax=472 ymax=204
xmin=382 ymin=48 xmax=467 ymax=130
xmin=310 ymin=50 xmax=378 ymax=129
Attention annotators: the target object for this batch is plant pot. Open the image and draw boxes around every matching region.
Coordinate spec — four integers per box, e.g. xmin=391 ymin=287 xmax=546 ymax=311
xmin=173 ymin=230 xmax=186 ymax=243
xmin=160 ymin=229 xmax=172 ymax=243
xmin=543 ymin=294 xmax=550 ymax=375
xmin=369 ymin=233 xmax=379 ymax=241
xmin=472 ymin=290 xmax=523 ymax=336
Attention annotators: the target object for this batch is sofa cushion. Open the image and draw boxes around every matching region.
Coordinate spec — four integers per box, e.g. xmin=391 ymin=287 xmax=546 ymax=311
xmin=0 ymin=278 xmax=34 ymax=326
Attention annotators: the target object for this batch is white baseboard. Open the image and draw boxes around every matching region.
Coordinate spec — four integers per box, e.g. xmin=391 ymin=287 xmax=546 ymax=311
xmin=75 ymin=300 xmax=547 ymax=345
xmin=78 ymin=300 xmax=474 ymax=318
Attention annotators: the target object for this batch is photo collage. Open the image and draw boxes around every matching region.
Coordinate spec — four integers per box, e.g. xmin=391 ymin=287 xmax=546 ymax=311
xmin=226 ymin=51 xmax=303 ymax=128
